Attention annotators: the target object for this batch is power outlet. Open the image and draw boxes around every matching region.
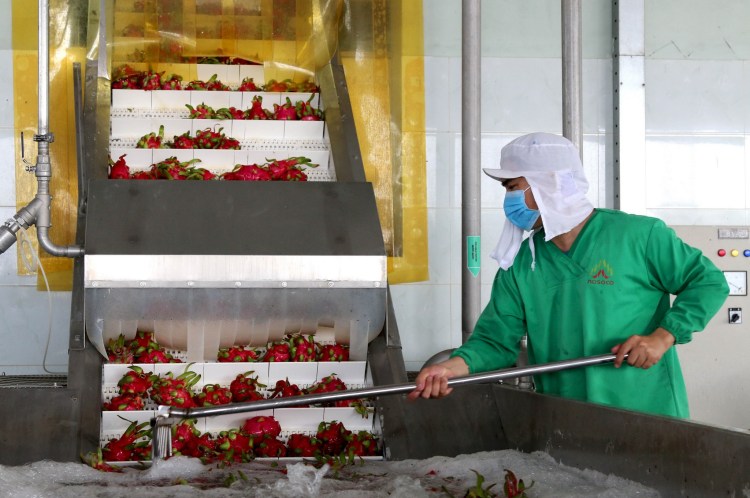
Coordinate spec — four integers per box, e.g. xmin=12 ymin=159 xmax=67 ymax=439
xmin=728 ymin=307 xmax=742 ymax=324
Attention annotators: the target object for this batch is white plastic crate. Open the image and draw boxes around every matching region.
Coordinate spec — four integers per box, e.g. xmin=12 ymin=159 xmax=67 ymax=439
xmin=189 ymin=90 xmax=232 ymax=109
xmin=112 ymin=89 xmax=151 ymax=109
xmin=268 ymin=362 xmax=319 ymax=391
xmin=242 ymin=91 xmax=279 ymax=109
xmin=238 ymin=65 xmax=265 ymax=87
xmin=151 ymin=90 xmax=189 ymax=110
xmin=109 ymin=148 xmax=153 ymax=170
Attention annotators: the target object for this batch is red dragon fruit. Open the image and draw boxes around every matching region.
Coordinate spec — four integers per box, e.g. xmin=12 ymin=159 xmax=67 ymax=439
xmin=185 ymin=74 xmax=228 ymax=91
xmin=193 ymin=128 xmax=227 ymax=149
xmin=193 ymin=384 xmax=233 ymax=406
xmin=171 ymin=132 xmax=196 ymax=149
xmin=152 ymin=156 xmax=204 ymax=180
xmin=214 ymin=106 xmax=246 ymax=120
xmin=171 ymin=420 xmax=208 ymax=458
xmin=229 ymin=371 xmax=266 ymax=402
xmin=185 ymin=103 xmax=215 ymax=119
xmin=284 ymin=168 xmax=308 ymax=181
xmin=297 ymin=80 xmax=320 ymax=93
xmin=246 ymin=95 xmax=271 ymax=120
xmin=503 ymin=469 xmax=534 ymax=498
xmin=286 ymin=433 xmax=321 ymax=457
xmin=267 ymin=160 xmax=290 ymax=181
xmin=263 ymin=79 xmax=297 ymax=92
xmin=219 ymin=136 xmax=241 ymax=149
xmin=129 ymin=441 xmax=152 ymax=461
xmin=318 ymin=343 xmax=349 ymax=362
xmin=195 ymin=167 xmax=216 ymax=180
xmin=273 ymin=97 xmax=299 ymax=120
xmin=102 ymin=393 xmax=145 ymax=411
xmin=316 ymin=420 xmax=351 ymax=456
xmin=287 ymin=333 xmax=317 ymax=362
xmin=136 ymin=125 xmax=166 ymax=149
xmin=307 ymin=374 xmax=347 ymax=395
xmin=108 ymin=154 xmax=130 ymax=179
xmin=130 ymin=170 xmax=155 ymax=180
xmin=150 ymin=367 xmax=200 ymax=407
xmin=296 ymin=95 xmax=324 ymax=121
xmin=160 ymin=73 xmax=182 ymax=90
xmin=254 ymin=435 xmax=287 ymax=457
xmin=262 ymin=341 xmax=291 ymax=362
xmin=269 ymin=378 xmax=306 ymax=402
xmin=82 ymin=448 xmax=121 ymax=472
xmin=101 ymin=420 xmax=151 ymax=462
xmin=221 ymin=164 xmax=272 ymax=181
xmin=344 ymin=431 xmax=379 ymax=458
xmin=141 ymin=70 xmax=164 ymax=90
xmin=215 ymin=429 xmax=252 ymax=462
xmin=237 ymin=77 xmax=260 ymax=91
xmin=106 ymin=334 xmax=134 ymax=364
xmin=217 ymin=345 xmax=258 ymax=362
xmin=266 ymin=157 xmax=317 ymax=182
xmin=127 ymin=330 xmax=158 ymax=351
xmin=117 ymin=365 xmax=154 ymax=396
xmin=134 ymin=347 xmax=177 ymax=363
xmin=241 ymin=415 xmax=281 ymax=439
xmin=111 ymin=64 xmax=143 ymax=89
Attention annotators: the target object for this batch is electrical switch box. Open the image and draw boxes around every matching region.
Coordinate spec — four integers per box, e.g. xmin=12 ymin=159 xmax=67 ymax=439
xmin=728 ymin=307 xmax=742 ymax=324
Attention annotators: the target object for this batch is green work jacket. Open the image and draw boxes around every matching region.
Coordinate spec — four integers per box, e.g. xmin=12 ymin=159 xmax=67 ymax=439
xmin=452 ymin=209 xmax=729 ymax=418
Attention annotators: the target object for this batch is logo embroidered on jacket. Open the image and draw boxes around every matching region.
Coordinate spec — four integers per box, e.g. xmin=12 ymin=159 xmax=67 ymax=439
xmin=588 ymin=259 xmax=615 ymax=285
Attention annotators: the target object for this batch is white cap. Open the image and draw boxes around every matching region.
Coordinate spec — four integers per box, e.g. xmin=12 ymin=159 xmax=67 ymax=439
xmin=486 ymin=132 xmax=595 ymax=270
xmin=483 ymin=132 xmax=584 ymax=181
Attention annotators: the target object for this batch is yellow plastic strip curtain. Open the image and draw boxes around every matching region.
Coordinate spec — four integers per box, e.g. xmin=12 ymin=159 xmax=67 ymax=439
xmin=340 ymin=0 xmax=428 ymax=283
xmin=11 ymin=0 xmax=427 ymax=288
xmin=107 ymin=0 xmax=341 ymax=82
xmin=13 ymin=0 xmax=87 ymax=290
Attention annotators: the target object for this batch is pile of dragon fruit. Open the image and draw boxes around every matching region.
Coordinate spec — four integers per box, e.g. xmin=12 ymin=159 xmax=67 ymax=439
xmin=108 ymin=154 xmax=317 ymax=181
xmin=92 ymin=330 xmax=377 ymax=471
xmin=112 ymin=65 xmax=319 ymax=94
xmin=104 ymin=363 xmax=363 ymax=412
xmin=86 ymin=415 xmax=377 ymax=471
xmin=104 ymin=331 xmax=357 ymax=409
xmin=186 ymin=95 xmax=324 ymax=121
xmin=106 ymin=330 xmax=348 ymax=366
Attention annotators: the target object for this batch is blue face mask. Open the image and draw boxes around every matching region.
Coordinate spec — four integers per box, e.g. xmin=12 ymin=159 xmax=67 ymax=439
xmin=503 ymin=187 xmax=540 ymax=231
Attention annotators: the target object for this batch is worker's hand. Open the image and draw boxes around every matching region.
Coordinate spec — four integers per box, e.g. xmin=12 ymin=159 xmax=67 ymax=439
xmin=407 ymin=356 xmax=469 ymax=400
xmin=611 ymin=327 xmax=676 ymax=369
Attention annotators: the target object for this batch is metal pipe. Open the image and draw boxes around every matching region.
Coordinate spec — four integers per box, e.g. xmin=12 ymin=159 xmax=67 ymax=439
xmin=33 ymin=0 xmax=83 ymax=258
xmin=461 ymin=0 xmax=482 ymax=344
xmin=561 ymin=0 xmax=583 ymax=154
xmin=160 ymin=353 xmax=622 ymax=420
xmin=152 ymin=352 xmax=624 ymax=461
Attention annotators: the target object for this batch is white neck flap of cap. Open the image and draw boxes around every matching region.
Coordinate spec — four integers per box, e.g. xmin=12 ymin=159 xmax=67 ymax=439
xmin=489 ymin=133 xmax=594 ymax=271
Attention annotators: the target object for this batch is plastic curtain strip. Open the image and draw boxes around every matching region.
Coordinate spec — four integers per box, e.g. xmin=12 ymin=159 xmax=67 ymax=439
xmin=11 ymin=0 xmax=428 ymax=286
xmin=339 ymin=0 xmax=428 ymax=283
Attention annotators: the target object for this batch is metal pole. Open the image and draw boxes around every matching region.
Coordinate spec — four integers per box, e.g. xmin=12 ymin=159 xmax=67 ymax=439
xmin=33 ymin=0 xmax=84 ymax=258
xmin=562 ymin=0 xmax=583 ymax=155
xmin=462 ymin=0 xmax=481 ymax=344
xmin=159 ymin=354 xmax=623 ymax=421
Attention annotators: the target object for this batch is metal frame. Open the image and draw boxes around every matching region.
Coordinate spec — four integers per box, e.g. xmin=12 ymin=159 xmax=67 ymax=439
xmin=562 ymin=0 xmax=583 ymax=153
xmin=613 ymin=0 xmax=646 ymax=212
xmin=461 ymin=0 xmax=482 ymax=344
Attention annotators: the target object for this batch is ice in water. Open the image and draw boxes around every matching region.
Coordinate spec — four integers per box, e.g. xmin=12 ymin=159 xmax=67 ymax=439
xmin=0 ymin=449 xmax=660 ymax=497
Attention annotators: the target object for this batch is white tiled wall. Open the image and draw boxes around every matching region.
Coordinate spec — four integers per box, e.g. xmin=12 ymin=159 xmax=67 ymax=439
xmin=398 ymin=1 xmax=615 ymax=372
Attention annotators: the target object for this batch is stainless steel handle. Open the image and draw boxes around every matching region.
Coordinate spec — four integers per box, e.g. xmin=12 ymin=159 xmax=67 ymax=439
xmin=160 ymin=353 xmax=621 ymax=420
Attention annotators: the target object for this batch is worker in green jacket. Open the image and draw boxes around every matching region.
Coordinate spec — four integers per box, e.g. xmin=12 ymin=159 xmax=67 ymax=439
xmin=409 ymin=132 xmax=729 ymax=418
